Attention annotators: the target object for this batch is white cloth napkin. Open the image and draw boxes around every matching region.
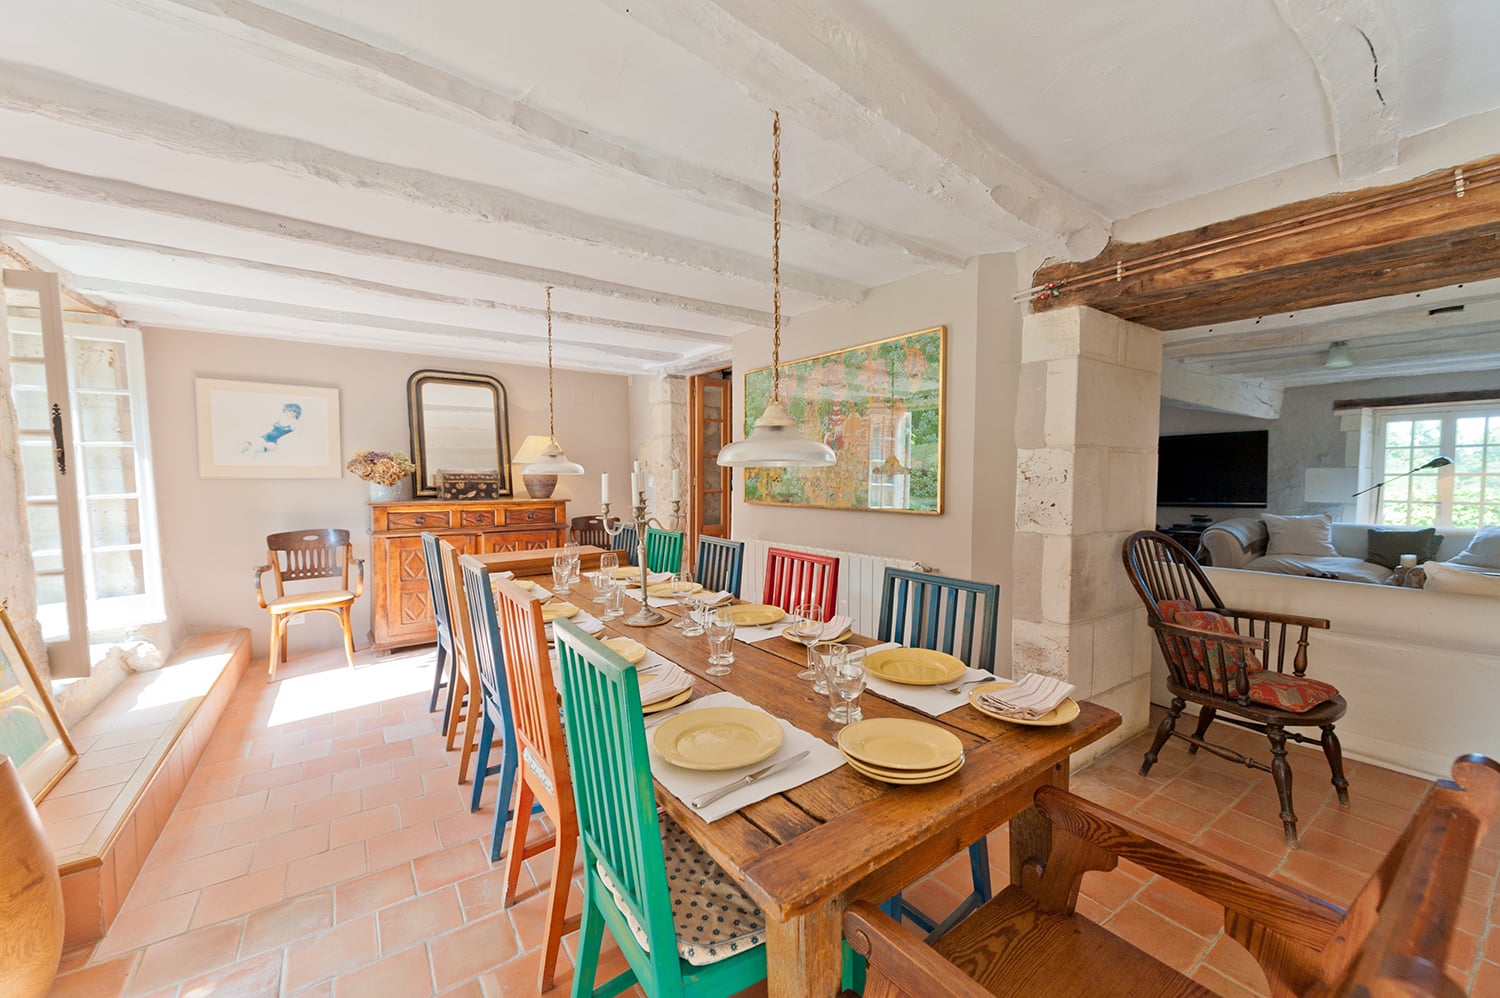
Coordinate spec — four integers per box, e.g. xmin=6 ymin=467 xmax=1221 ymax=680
xmin=696 ymin=590 xmax=735 ymax=607
xmin=646 ymin=691 xmax=845 ymax=822
xmin=976 ymin=673 xmax=1076 ymax=719
xmin=788 ymin=616 xmax=853 ymax=642
xmin=545 ymin=610 xmax=603 ymax=641
xmin=636 ymin=650 xmax=695 ymax=705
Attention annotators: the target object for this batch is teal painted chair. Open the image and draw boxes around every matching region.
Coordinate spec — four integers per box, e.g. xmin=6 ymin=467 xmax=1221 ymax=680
xmin=694 ymin=537 xmax=743 ymax=597
xmin=553 ymin=620 xmax=769 ymax=997
xmin=612 ymin=525 xmax=639 ymax=566
xmin=645 ymin=528 xmax=685 ymax=574
xmin=877 ymin=567 xmax=1002 ymax=940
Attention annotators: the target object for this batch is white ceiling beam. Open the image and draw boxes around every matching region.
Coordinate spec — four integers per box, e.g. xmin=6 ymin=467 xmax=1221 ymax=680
xmin=2 ymin=223 xmax=733 ymax=345
xmin=0 ymin=157 xmax=771 ymax=326
xmin=74 ymin=279 xmax=681 ymax=363
xmin=1160 ymin=363 xmax=1283 ymax=419
xmin=1271 ymin=0 xmax=1402 ymax=180
xmin=1199 ymin=330 xmax=1500 ymax=378
xmin=107 ymin=0 xmax=965 ymax=272
xmin=0 ymin=235 xmax=119 ymax=317
xmin=596 ymin=0 xmax=1111 ymax=259
xmin=0 ymin=61 xmax=861 ymax=306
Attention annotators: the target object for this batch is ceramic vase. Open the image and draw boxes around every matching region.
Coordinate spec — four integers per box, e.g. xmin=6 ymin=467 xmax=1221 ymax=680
xmin=0 ymin=756 xmax=65 ymax=998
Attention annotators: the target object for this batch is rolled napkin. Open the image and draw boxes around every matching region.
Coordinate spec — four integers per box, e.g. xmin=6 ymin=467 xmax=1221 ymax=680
xmin=977 ymin=673 xmax=1076 ymax=720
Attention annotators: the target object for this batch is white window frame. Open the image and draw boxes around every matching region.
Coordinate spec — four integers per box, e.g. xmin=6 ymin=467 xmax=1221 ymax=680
xmin=1369 ymin=400 xmax=1500 ymax=528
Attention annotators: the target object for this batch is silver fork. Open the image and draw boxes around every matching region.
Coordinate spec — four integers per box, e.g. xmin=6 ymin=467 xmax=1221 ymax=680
xmin=942 ymin=677 xmax=990 ymax=695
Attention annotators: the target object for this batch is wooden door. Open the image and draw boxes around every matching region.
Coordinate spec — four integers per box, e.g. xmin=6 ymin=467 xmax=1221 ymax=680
xmin=690 ymin=370 xmax=732 ymax=559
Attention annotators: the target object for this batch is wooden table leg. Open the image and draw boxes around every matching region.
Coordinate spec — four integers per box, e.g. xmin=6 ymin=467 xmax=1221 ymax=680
xmin=765 ymin=898 xmax=844 ymax=998
xmin=1009 ymin=760 xmax=1069 ymax=885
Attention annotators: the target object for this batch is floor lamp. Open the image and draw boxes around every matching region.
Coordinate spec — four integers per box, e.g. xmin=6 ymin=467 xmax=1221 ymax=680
xmin=1352 ymin=456 xmax=1453 ymax=518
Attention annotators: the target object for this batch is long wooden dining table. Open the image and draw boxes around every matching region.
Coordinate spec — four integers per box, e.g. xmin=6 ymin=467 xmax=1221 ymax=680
xmin=503 ymin=568 xmax=1120 ymax=998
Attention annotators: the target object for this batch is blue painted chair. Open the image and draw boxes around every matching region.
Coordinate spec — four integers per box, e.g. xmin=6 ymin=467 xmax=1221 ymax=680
xmin=877 ymin=567 xmax=1002 ymax=940
xmin=612 ymin=524 xmax=639 ymax=566
xmin=420 ymin=532 xmax=456 ymax=729
xmin=644 ymin=528 xmax=685 ymax=574
xmin=553 ymin=620 xmax=770 ymax=996
xmin=695 ymin=536 xmax=744 ymax=597
xmin=458 ymin=552 xmax=541 ymax=862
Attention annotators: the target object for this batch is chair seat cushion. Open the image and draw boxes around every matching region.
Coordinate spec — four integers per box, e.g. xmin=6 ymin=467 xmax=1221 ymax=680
xmin=267 ymin=589 xmax=355 ymax=612
xmin=596 ymin=813 xmax=765 ymax=967
xmin=1245 ymin=671 xmax=1340 ymax=713
xmin=1170 ymin=608 xmax=1263 ymax=683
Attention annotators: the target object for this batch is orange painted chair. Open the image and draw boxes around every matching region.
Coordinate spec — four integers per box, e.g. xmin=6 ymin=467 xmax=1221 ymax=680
xmin=253 ymin=528 xmax=363 ymax=681
xmin=762 ymin=546 xmax=840 ymax=621
xmin=438 ymin=540 xmax=483 ymax=785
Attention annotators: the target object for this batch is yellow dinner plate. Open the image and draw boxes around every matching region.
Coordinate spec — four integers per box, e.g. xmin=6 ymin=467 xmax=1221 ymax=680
xmin=967 ymin=680 xmax=1081 ymax=727
xmin=865 ymin=647 xmax=966 ymax=686
xmin=647 ymin=581 xmax=703 ymax=597
xmin=728 ymin=604 xmax=785 ymax=627
xmin=512 ymin=579 xmax=539 ymax=591
xmin=608 ymin=566 xmax=641 ymax=580
xmin=844 ymin=752 xmax=965 ymax=785
xmin=601 ymin=637 xmax=647 ymax=665
xmin=837 ymin=718 xmax=964 ymax=771
xmin=539 ymin=601 xmax=579 ymax=622
xmin=642 ymin=687 xmax=692 ymax=714
xmin=652 ymin=707 xmax=784 ymax=771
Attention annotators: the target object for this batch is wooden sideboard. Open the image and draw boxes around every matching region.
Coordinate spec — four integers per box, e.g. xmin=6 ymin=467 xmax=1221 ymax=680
xmin=368 ymin=498 xmax=568 ymax=653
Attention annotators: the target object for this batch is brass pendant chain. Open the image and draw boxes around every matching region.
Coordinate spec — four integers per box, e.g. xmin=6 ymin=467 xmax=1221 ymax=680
xmin=771 ymin=110 xmax=783 ymax=406
xmin=545 ymin=284 xmax=556 ymax=440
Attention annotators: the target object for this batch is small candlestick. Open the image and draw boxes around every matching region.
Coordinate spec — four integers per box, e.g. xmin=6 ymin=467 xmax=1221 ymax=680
xmin=1399 ymin=553 xmax=1418 ymax=568
xmin=630 ymin=470 xmax=639 ymax=497
xmin=600 ymin=473 xmax=609 ymax=505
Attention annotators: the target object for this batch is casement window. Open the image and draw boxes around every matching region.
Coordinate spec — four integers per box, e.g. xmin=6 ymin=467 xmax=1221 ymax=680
xmin=3 ymin=270 xmax=163 ymax=676
xmin=1373 ymin=402 xmax=1500 ymax=529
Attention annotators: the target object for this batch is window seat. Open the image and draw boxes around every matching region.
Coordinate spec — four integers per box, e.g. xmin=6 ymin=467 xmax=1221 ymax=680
xmin=37 ymin=629 xmax=251 ymax=947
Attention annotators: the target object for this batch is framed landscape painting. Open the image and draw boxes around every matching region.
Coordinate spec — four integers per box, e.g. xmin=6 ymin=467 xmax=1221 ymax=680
xmin=743 ymin=325 xmax=944 ymax=514
xmin=196 ymin=378 xmax=341 ymax=478
xmin=0 ymin=605 xmax=76 ymax=802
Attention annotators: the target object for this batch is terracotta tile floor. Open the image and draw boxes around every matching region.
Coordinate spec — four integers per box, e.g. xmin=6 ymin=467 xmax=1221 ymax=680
xmin=49 ymin=646 xmax=1500 ymax=997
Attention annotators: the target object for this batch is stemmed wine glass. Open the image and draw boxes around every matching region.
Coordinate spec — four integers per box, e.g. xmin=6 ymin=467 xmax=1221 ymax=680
xmin=790 ymin=603 xmax=824 ymax=679
xmin=595 ymin=551 xmax=619 ymax=603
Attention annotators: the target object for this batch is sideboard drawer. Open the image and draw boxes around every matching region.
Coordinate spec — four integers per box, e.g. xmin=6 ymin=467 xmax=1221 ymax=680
xmin=505 ymin=506 xmax=557 ymax=525
xmin=387 ymin=510 xmax=453 ymax=530
xmin=459 ymin=509 xmax=496 ymax=527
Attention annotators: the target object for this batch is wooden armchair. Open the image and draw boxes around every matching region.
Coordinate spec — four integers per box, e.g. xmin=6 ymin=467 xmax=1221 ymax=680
xmin=1123 ymin=530 xmax=1346 ymax=846
xmin=569 ymin=514 xmax=610 ymax=549
xmin=846 ymin=755 xmax=1500 ymax=997
xmin=253 ymin=528 xmax=363 ymax=681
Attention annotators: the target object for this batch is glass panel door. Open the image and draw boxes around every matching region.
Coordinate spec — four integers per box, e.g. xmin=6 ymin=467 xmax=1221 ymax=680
xmin=690 ymin=371 xmax=732 ymax=558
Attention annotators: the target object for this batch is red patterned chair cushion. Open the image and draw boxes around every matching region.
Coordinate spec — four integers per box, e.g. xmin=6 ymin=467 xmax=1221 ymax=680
xmin=1170 ymin=608 xmax=1264 ymax=687
xmin=1156 ymin=598 xmax=1196 ymax=620
xmin=1245 ymin=672 xmax=1340 ymax=713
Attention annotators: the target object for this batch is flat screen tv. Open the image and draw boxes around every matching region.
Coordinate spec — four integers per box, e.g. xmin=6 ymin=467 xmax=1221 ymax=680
xmin=1156 ymin=430 xmax=1268 ymax=508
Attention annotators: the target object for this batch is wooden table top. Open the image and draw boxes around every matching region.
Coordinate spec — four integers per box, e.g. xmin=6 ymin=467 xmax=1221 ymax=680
xmin=551 ymin=577 xmax=1121 ymax=921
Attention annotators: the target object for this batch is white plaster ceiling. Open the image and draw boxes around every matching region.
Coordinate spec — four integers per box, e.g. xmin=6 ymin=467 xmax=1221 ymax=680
xmin=2 ymin=0 xmax=1499 ymax=374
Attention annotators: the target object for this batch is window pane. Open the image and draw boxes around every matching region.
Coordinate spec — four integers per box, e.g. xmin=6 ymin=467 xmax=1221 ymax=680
xmin=1411 ymin=420 xmax=1442 ymax=447
xmin=32 ymin=552 xmax=62 ymax=573
xmin=9 ymin=359 xmax=45 ymax=388
xmin=1487 ymin=504 xmax=1500 ymax=526
xmin=1408 ymin=447 xmax=1440 ymax=470
xmin=1456 ymin=418 xmax=1487 ymax=446
xmin=1455 ymin=446 xmax=1486 ymax=474
xmin=703 ymin=457 xmax=720 ymax=480
xmin=1385 ymin=421 xmax=1412 ymax=447
xmin=1409 ymin=475 xmax=1438 ymax=502
xmin=13 ymin=386 xmax=49 ymax=432
xmin=77 ymin=392 xmax=133 ymax=442
xmin=92 ymin=549 xmax=145 ymax=598
xmin=703 ymin=385 xmax=722 ymax=419
xmin=71 ymin=339 xmax=129 ymax=390
xmin=1453 ymin=476 xmax=1485 ymax=503
xmin=703 ymin=492 xmax=722 ymax=526
xmin=86 ymin=497 xmax=142 ymax=547
xmin=83 ymin=445 xmax=137 ymax=495
xmin=19 ymin=441 xmax=56 ymax=499
xmin=1381 ymin=501 xmax=1409 ymax=524
xmin=1489 ymin=418 xmax=1500 ymax=447
xmin=704 ymin=423 xmax=722 ymax=453
xmin=35 ymin=573 xmax=65 ymax=606
xmin=26 ymin=503 xmax=60 ymax=551
xmin=8 ymin=330 xmax=43 ymax=359
xmin=1451 ymin=504 xmax=1482 ymax=527
xmin=1407 ymin=504 xmax=1439 ymax=527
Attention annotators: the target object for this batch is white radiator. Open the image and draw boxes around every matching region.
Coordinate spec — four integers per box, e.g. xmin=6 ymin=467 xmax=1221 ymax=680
xmin=739 ymin=539 xmax=928 ymax=636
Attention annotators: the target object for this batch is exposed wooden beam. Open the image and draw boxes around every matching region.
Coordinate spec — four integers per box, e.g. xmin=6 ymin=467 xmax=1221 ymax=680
xmin=597 ymin=0 xmax=1110 ymax=259
xmin=2 ymin=223 xmax=733 ymax=346
xmin=106 ymin=0 xmax=966 ymax=272
xmin=0 ymin=156 xmax=772 ymax=326
xmin=1271 ymin=0 xmax=1401 ymax=180
xmin=1160 ymin=363 xmax=1283 ymax=419
xmin=1029 ymin=156 xmax=1500 ymax=330
xmin=1333 ymin=388 xmax=1500 ymax=410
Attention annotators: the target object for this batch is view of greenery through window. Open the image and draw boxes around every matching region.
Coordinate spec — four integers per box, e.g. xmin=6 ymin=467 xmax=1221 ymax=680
xmin=1378 ymin=405 xmax=1500 ymax=528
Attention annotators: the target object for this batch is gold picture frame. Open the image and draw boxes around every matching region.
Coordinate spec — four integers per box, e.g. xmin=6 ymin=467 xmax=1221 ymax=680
xmin=742 ymin=325 xmax=945 ymax=514
xmin=0 ymin=605 xmax=77 ymax=802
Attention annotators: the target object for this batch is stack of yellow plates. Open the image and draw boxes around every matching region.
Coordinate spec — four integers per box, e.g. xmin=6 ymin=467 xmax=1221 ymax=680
xmin=652 ymin=708 xmax=784 ymax=771
xmin=836 ymin=718 xmax=964 ymax=785
xmin=728 ymin=603 xmax=785 ymax=626
xmin=967 ymin=680 xmax=1081 ymax=726
xmin=601 ymin=637 xmax=647 ymax=665
xmin=865 ymin=648 xmax=966 ymax=686
xmin=642 ymin=687 xmax=692 ymax=714
xmin=539 ymin=601 xmax=579 ymax=622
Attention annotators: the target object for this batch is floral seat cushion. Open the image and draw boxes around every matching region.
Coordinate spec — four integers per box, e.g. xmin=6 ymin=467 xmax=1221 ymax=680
xmin=1243 ymin=671 xmax=1340 ymax=713
xmin=596 ymin=812 xmax=765 ymax=966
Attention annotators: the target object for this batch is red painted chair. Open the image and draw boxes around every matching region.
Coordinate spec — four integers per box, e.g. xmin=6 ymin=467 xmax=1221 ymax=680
xmin=762 ymin=546 xmax=840 ymax=621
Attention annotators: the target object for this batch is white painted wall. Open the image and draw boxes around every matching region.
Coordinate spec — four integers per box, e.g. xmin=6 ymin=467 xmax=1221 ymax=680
xmin=141 ymin=327 xmax=633 ymax=658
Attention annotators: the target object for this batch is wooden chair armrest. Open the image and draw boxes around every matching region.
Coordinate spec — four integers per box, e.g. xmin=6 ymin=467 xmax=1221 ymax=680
xmin=1156 ymin=620 xmax=1269 ymax=650
xmin=841 ymin=901 xmax=986 ymax=998
xmin=352 ymin=558 xmax=365 ymax=599
xmin=1035 ymin=786 xmax=1344 ymax=950
xmin=1220 ymin=607 xmax=1331 ymax=630
xmin=252 ymin=564 xmax=272 ymax=610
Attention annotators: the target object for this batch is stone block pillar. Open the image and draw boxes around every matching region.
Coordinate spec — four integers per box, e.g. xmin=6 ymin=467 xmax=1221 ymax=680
xmin=1011 ymin=306 xmax=1162 ymax=749
xmin=639 ymin=375 xmax=690 ymax=512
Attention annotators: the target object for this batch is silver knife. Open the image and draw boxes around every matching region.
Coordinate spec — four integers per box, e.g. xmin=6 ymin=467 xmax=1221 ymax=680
xmin=690 ymin=750 xmax=811 ymax=809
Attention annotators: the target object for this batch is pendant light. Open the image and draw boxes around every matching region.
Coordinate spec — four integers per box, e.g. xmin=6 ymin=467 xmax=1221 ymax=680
xmin=717 ymin=111 xmax=837 ymax=469
xmin=521 ymin=285 xmax=585 ymax=478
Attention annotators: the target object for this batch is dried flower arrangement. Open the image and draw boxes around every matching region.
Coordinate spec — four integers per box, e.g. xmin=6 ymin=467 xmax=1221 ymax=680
xmin=346 ymin=450 xmax=417 ymax=486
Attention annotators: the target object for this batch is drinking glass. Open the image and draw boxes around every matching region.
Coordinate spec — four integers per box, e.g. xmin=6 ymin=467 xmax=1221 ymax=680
xmin=680 ymin=591 xmax=706 ymax=636
xmin=551 ymin=560 xmax=572 ymax=595
xmin=810 ymin=640 xmax=844 ymax=696
xmin=670 ymin=570 xmax=697 ymax=628
xmin=705 ymin=606 xmax=736 ymax=677
xmin=601 ymin=578 xmax=625 ymax=620
xmin=791 ymin=602 xmax=824 ymax=679
xmin=567 ymin=555 xmax=581 ymax=586
xmin=827 ymin=646 xmax=867 ymax=724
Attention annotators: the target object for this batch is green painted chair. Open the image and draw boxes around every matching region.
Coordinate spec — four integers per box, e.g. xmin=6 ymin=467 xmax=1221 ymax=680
xmin=553 ymin=619 xmax=768 ymax=997
xmin=644 ymin=528 xmax=685 ymax=574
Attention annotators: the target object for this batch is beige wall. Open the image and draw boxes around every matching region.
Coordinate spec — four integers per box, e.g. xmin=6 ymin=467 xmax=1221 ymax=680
xmin=142 ymin=327 xmax=632 ymax=657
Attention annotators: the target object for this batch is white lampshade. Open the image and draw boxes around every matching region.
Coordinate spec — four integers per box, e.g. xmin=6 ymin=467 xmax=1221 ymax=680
xmin=717 ymin=400 xmax=836 ymax=468
xmin=522 ymin=439 xmax=585 ymax=476
xmin=1324 ymin=341 xmax=1354 ymax=368
xmin=512 ymin=434 xmax=555 ymax=465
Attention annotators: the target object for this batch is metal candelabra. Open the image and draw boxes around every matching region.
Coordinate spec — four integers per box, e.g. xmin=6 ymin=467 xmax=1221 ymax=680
xmin=599 ymin=487 xmax=682 ymax=627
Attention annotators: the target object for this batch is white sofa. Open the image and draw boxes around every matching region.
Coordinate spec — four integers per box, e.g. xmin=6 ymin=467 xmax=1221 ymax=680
xmin=1199 ymin=518 xmax=1478 ymax=584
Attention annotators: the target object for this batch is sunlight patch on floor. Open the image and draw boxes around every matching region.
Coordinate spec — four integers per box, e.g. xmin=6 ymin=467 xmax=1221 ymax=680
xmin=266 ymin=649 xmax=436 ymax=726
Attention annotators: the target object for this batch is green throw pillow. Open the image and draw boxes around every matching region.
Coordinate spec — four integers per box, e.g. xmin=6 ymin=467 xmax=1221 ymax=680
xmin=1366 ymin=527 xmax=1443 ymax=569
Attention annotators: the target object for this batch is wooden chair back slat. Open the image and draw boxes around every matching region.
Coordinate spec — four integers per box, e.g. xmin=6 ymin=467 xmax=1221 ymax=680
xmin=879 ymin=568 xmax=1000 ymax=674
xmin=266 ymin=528 xmax=352 ymax=591
xmin=695 ymin=536 xmax=744 ymax=597
xmin=492 ymin=580 xmax=571 ymax=800
xmin=421 ymin=532 xmax=453 ymax=645
xmin=643 ymin=528 xmax=685 ymax=574
xmin=612 ymin=525 xmax=639 ymax=566
xmin=763 ymin=546 xmax=840 ymax=620
xmin=570 ymin=515 xmax=611 ymax=549
xmin=457 ymin=554 xmax=510 ymax=734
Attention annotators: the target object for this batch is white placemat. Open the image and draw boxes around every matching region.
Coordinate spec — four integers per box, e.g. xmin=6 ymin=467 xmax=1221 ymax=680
xmin=733 ymin=619 xmax=794 ymax=644
xmin=647 ymin=691 xmax=844 ymax=822
xmin=847 ymin=643 xmax=986 ymax=718
xmin=623 ymin=589 xmax=680 ymax=608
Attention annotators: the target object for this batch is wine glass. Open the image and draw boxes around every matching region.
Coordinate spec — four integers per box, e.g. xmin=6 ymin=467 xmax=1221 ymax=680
xmin=791 ymin=602 xmax=824 ymax=679
xmin=669 ymin=570 xmax=697 ymax=628
xmin=595 ymin=551 xmax=619 ymax=602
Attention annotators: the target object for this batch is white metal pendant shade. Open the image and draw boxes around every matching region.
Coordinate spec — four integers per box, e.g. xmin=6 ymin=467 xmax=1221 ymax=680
xmin=717 ymin=111 xmax=836 ymax=470
xmin=521 ymin=286 xmax=585 ymax=477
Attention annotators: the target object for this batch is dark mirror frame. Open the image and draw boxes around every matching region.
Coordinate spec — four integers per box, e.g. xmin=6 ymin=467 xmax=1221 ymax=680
xmin=406 ymin=369 xmax=513 ymax=498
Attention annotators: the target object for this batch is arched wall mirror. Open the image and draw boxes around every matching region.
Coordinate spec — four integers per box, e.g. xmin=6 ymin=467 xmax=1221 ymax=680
xmin=406 ymin=370 xmax=512 ymax=498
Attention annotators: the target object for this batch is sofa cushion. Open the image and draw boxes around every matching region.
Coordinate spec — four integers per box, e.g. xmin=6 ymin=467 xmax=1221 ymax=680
xmin=1242 ymin=554 xmax=1391 ymax=586
xmin=1424 ymin=560 xmax=1500 ymax=597
xmin=1449 ymin=525 xmax=1500 ymax=570
xmin=1245 ymin=672 xmax=1340 ymax=712
xmin=1263 ymin=513 xmax=1338 ymax=557
xmin=1366 ymin=527 xmax=1444 ymax=569
xmin=1170 ymin=608 xmax=1263 ymax=685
